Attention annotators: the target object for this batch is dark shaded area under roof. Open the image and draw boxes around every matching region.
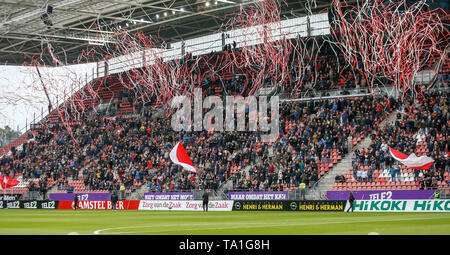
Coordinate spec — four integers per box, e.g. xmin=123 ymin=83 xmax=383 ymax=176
xmin=0 ymin=0 xmax=340 ymax=66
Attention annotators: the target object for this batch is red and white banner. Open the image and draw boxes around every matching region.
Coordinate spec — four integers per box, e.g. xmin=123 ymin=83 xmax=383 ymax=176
xmin=389 ymin=147 xmax=434 ymax=170
xmin=170 ymin=142 xmax=197 ymax=173
xmin=138 ymin=200 xmax=234 ymax=211
xmin=0 ymin=175 xmax=20 ymax=190
xmin=57 ymin=200 xmax=140 ymax=210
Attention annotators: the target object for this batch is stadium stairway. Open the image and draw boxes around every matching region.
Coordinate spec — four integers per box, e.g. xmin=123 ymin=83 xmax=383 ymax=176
xmin=306 ymin=111 xmax=399 ymax=200
xmin=46 ymin=181 xmax=61 ymax=198
xmin=0 ymin=130 xmax=38 ymax=157
xmin=128 ymin=183 xmax=147 ymax=200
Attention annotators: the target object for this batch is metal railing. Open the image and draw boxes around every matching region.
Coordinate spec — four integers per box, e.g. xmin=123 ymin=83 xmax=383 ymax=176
xmin=437 ymin=187 xmax=450 ymax=199
xmin=2 ymin=186 xmax=449 ymax=201
xmin=0 ymin=131 xmax=20 ymax=148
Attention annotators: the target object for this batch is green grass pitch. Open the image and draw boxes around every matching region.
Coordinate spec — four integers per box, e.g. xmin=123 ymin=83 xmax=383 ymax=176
xmin=0 ymin=210 xmax=449 ymax=235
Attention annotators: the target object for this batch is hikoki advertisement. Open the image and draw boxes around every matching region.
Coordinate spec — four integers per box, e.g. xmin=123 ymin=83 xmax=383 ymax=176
xmin=346 ymin=199 xmax=450 ymax=212
xmin=138 ymin=200 xmax=234 ymax=211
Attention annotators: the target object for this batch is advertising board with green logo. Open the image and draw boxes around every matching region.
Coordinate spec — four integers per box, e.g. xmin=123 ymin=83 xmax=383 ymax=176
xmin=348 ymin=200 xmax=450 ymax=212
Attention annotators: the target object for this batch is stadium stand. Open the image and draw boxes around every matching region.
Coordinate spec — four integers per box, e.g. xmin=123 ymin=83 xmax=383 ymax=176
xmin=0 ymin=37 xmax=448 ymax=200
xmin=330 ymin=90 xmax=449 ymax=191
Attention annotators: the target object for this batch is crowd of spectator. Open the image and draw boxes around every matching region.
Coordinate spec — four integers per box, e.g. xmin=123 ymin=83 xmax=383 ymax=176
xmin=344 ymin=89 xmax=449 ymax=190
xmin=0 ymin=89 xmax=395 ymax=198
xmin=0 ymin=38 xmax=448 ymax=199
xmin=229 ymin=94 xmax=394 ymax=192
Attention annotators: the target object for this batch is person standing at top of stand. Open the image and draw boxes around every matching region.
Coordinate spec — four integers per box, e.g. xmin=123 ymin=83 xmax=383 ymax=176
xmin=434 ymin=190 xmax=440 ymax=200
xmin=111 ymin=191 xmax=118 ymax=210
xmin=73 ymin=193 xmax=79 ymax=210
xmin=299 ymin=181 xmax=306 ymax=200
xmin=346 ymin=191 xmax=355 ymax=213
xmin=202 ymin=189 xmax=209 ymax=212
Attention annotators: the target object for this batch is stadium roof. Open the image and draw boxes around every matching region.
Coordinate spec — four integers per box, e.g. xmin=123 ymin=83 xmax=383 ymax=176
xmin=0 ymin=0 xmax=343 ymax=66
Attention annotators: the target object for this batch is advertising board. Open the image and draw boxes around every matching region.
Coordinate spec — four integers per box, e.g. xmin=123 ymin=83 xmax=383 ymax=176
xmin=232 ymin=200 xmax=346 ymax=211
xmin=348 ymin=199 xmax=450 ymax=212
xmin=138 ymin=200 xmax=234 ymax=211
